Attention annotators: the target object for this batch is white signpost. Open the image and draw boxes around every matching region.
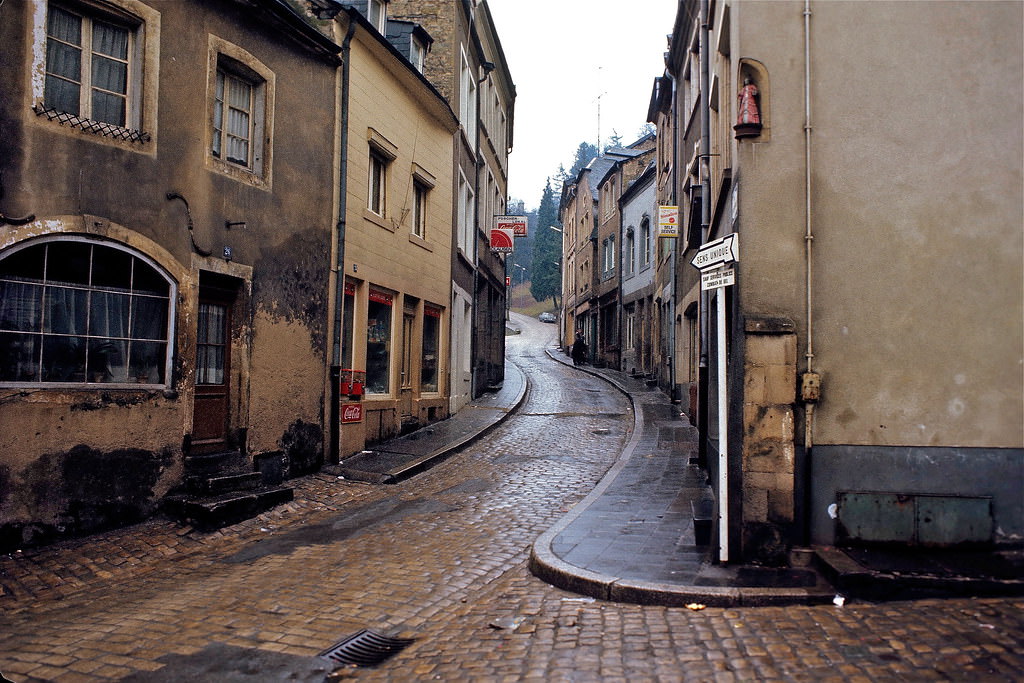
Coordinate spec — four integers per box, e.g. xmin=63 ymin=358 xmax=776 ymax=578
xmin=690 ymin=232 xmax=738 ymax=563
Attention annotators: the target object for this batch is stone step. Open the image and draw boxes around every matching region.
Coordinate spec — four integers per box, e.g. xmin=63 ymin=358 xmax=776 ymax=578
xmin=183 ymin=450 xmax=250 ymax=476
xmin=187 ymin=471 xmax=263 ymax=495
xmin=163 ymin=486 xmax=294 ymax=531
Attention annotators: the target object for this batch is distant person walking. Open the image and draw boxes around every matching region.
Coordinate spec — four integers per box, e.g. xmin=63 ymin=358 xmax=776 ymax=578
xmin=571 ymin=331 xmax=587 ymax=366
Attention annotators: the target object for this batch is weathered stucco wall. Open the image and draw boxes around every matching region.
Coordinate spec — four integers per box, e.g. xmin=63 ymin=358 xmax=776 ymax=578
xmin=0 ymin=0 xmax=338 ymax=548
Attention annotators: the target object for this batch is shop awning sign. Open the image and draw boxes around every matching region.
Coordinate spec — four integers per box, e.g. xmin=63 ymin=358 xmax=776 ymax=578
xmin=657 ymin=206 xmax=680 ymax=238
xmin=490 ymin=228 xmax=514 ymax=253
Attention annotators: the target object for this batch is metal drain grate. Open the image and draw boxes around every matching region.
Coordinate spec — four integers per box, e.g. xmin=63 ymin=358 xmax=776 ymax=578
xmin=319 ymin=629 xmax=416 ymax=667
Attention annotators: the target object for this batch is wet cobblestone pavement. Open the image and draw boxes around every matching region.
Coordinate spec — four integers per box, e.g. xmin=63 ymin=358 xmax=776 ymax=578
xmin=1 ymin=315 xmax=1022 ymax=681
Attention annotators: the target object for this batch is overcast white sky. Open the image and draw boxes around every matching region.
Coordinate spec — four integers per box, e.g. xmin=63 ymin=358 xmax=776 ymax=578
xmin=487 ymin=0 xmax=679 ymax=210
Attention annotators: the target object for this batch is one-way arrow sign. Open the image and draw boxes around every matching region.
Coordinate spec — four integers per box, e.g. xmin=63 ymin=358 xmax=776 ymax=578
xmin=691 ymin=233 xmax=738 ymax=271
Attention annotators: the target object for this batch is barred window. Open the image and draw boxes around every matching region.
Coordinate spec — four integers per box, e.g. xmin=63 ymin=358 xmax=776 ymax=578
xmin=44 ymin=4 xmax=135 ymax=128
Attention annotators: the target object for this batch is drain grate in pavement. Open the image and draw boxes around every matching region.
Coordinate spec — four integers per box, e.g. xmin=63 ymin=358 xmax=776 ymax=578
xmin=319 ymin=629 xmax=416 ymax=667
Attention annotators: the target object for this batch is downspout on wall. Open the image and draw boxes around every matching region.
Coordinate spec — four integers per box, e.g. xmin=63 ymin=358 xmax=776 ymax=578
xmin=800 ymin=0 xmax=820 ymax=544
xmin=329 ymin=16 xmax=358 ymax=465
xmin=697 ymin=0 xmax=711 ymax=472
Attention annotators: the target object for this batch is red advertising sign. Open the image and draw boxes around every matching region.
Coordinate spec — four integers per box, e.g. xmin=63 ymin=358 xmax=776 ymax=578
xmin=490 ymin=228 xmax=514 ymax=253
xmin=495 ymin=215 xmax=528 ymax=237
xmin=341 ymin=403 xmax=364 ymax=423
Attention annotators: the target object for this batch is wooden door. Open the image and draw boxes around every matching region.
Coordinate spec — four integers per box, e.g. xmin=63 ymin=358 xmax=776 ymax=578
xmin=192 ymin=294 xmax=231 ymax=453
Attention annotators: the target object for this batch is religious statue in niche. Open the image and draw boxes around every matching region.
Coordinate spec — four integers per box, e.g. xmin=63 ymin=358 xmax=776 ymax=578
xmin=734 ymin=76 xmax=763 ymax=139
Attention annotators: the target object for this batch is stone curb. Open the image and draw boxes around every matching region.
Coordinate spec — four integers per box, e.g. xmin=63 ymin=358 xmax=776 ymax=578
xmin=386 ymin=360 xmax=530 ymax=482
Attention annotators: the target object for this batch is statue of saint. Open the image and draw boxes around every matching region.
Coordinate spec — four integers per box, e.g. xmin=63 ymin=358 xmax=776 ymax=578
xmin=734 ymin=77 xmax=763 ymax=138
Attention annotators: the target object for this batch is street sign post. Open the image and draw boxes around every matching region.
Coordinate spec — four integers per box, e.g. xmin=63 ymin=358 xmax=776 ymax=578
xmin=690 ymin=232 xmax=738 ymax=564
xmin=691 ymin=232 xmax=738 ymax=271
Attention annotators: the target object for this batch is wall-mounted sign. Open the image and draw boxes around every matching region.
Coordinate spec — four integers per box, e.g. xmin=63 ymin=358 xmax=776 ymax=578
xmin=341 ymin=403 xmax=364 ymax=423
xmin=490 ymin=228 xmax=514 ymax=253
xmin=495 ymin=215 xmax=528 ymax=237
xmin=658 ymin=206 xmax=679 ymax=238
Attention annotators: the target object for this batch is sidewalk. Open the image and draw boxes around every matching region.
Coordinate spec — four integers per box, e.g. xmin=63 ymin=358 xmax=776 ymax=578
xmin=337 ymin=342 xmax=1023 ymax=607
xmin=328 ymin=359 xmax=528 ymax=484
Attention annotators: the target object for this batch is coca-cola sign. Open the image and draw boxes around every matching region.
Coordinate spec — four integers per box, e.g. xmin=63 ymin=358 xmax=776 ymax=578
xmin=341 ymin=403 xmax=363 ymax=423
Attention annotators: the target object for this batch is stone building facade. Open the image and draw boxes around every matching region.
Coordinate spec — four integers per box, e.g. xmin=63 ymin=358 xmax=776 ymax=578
xmin=328 ymin=5 xmax=459 ymax=453
xmin=389 ymin=0 xmax=516 ymax=409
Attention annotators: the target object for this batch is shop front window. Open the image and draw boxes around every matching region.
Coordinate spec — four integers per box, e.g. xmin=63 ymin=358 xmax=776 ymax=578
xmin=365 ymin=289 xmax=393 ymax=394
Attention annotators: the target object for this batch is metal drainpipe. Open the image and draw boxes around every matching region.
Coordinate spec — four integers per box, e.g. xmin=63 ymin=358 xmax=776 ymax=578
xmin=801 ymin=0 xmax=818 ymax=543
xmin=697 ymin=0 xmax=711 ymax=470
xmin=803 ymin=0 xmax=815 ymax=399
xmin=329 ymin=16 xmax=358 ymax=465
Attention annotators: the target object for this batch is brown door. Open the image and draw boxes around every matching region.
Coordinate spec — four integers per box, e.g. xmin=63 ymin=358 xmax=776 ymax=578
xmin=192 ymin=292 xmax=231 ymax=454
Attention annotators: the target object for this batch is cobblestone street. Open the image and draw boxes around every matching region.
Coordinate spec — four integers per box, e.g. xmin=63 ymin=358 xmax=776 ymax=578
xmin=1 ymin=318 xmax=1022 ymax=682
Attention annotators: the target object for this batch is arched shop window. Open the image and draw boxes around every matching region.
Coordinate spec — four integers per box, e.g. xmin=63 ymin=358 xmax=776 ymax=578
xmin=0 ymin=238 xmax=174 ymax=386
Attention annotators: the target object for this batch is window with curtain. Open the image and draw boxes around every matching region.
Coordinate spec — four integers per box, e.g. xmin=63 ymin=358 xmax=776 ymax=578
xmin=0 ymin=239 xmax=173 ymax=386
xmin=412 ymin=180 xmax=428 ymax=239
xmin=641 ymin=217 xmax=652 ymax=267
xmin=44 ymin=4 xmax=133 ymax=127
xmin=209 ymin=50 xmax=269 ymax=178
xmin=626 ymin=228 xmax=636 ymax=276
xmin=213 ymin=66 xmax=257 ymax=168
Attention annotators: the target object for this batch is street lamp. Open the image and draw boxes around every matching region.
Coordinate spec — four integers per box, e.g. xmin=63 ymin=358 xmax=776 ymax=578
xmin=512 ymin=263 xmax=527 ymax=286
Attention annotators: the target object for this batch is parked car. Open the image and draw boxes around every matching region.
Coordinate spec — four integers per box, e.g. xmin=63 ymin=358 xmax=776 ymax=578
xmin=538 ymin=312 xmax=556 ymax=323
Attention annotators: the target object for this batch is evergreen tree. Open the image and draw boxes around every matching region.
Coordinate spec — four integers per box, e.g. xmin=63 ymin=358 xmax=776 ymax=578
xmin=604 ymin=129 xmax=623 ymax=151
xmin=567 ymin=142 xmax=599 ymax=180
xmin=529 ymin=179 xmax=562 ymax=306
